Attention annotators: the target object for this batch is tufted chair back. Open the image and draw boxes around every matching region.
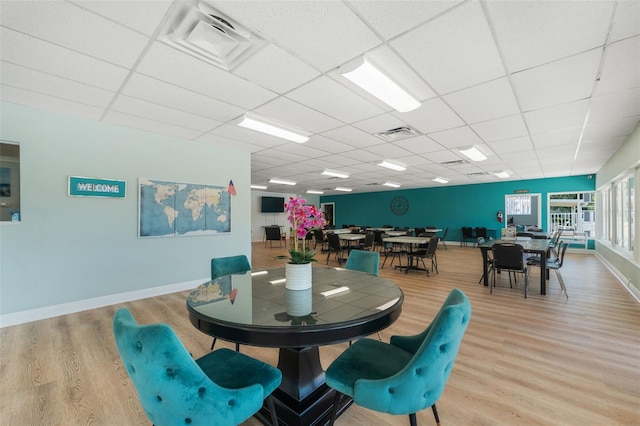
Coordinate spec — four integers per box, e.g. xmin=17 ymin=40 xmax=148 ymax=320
xmin=345 ymin=250 xmax=380 ymax=276
xmin=113 ymin=308 xmax=265 ymax=426
xmin=364 ymin=288 xmax=471 ymax=414
xmin=211 ymin=255 xmax=251 ymax=280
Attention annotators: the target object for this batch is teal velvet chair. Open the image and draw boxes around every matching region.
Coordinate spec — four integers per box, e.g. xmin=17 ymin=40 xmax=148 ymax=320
xmin=325 ymin=289 xmax=471 ymax=425
xmin=113 ymin=308 xmax=281 ymax=426
xmin=210 ymin=255 xmax=251 ymax=350
xmin=211 ymin=254 xmax=251 ymax=280
xmin=345 ymin=250 xmax=379 ymax=276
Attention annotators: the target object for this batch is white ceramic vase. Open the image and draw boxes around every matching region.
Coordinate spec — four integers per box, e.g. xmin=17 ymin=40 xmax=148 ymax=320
xmin=285 ymin=262 xmax=312 ymax=290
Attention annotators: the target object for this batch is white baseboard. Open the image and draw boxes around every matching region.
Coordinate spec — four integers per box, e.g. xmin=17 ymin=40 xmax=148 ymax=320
xmin=0 ymin=277 xmax=208 ymax=328
xmin=593 ymin=252 xmax=640 ymax=303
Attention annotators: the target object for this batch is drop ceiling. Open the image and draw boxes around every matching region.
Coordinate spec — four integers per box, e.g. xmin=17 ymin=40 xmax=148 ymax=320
xmin=1 ymin=0 xmax=638 ymax=194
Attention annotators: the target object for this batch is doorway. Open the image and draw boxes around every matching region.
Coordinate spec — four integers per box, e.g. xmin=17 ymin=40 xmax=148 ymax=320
xmin=321 ymin=202 xmax=335 ymax=229
xmin=504 ymin=193 xmax=542 ymax=230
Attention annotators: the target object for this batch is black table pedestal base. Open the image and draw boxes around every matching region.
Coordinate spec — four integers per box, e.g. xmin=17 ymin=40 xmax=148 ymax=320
xmin=254 ymin=346 xmax=353 ymax=426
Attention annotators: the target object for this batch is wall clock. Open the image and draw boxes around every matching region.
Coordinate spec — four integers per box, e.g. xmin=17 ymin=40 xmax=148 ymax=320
xmin=390 ymin=196 xmax=409 ymax=215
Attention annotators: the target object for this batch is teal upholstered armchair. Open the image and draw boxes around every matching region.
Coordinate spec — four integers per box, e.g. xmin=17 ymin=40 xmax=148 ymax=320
xmin=210 ymin=255 xmax=251 ymax=350
xmin=211 ymin=254 xmax=252 ymax=280
xmin=113 ymin=308 xmax=281 ymax=426
xmin=345 ymin=250 xmax=380 ymax=276
xmin=325 ymin=289 xmax=471 ymax=425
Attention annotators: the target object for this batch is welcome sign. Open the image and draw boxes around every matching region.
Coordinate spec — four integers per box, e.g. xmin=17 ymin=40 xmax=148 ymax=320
xmin=68 ymin=176 xmax=126 ymax=198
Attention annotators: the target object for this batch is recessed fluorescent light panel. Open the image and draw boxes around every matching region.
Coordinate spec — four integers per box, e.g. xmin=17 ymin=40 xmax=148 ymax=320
xmin=459 ymin=146 xmax=487 ymax=162
xmin=377 ymin=160 xmax=407 ymax=172
xmin=321 ymin=169 xmax=349 ymax=179
xmin=335 ymin=187 xmax=353 ymax=192
xmin=494 ymin=171 xmax=510 ymax=179
xmin=383 ymin=182 xmax=401 ymax=188
xmin=433 ymin=177 xmax=449 ymax=184
xmin=250 ymin=184 xmax=267 ymax=190
xmin=341 ymin=58 xmax=421 ymax=112
xmin=306 ymin=190 xmax=324 ymax=194
xmin=269 ymin=178 xmax=296 ymax=186
xmin=238 ymin=114 xmax=309 ymax=143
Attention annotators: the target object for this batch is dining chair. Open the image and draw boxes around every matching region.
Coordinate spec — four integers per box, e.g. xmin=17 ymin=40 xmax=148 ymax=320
xmin=313 ymin=228 xmax=327 ymax=251
xmin=326 ymin=233 xmax=347 ymax=266
xmin=528 ymin=241 xmax=569 ymax=298
xmin=210 ymin=255 xmax=251 ymax=351
xmin=345 ymin=250 xmax=379 ymax=276
xmin=460 ymin=227 xmax=475 ymax=246
xmin=325 ymin=289 xmax=471 ymax=426
xmin=407 ymin=235 xmax=439 ymax=276
xmin=438 ymin=227 xmax=449 ymax=250
xmin=491 ymin=242 xmax=530 ymax=298
xmin=265 ymin=226 xmax=284 ymax=248
xmin=113 ymin=308 xmax=282 ymax=426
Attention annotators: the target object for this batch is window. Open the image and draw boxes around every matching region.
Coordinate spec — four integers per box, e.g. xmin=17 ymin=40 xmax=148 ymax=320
xmin=597 ymin=168 xmax=637 ymax=257
xmin=507 ymin=196 xmax=531 ymax=215
xmin=548 ymin=191 xmax=595 ymax=236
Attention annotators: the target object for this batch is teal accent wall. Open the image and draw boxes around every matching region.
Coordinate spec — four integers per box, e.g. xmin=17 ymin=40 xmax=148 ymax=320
xmin=321 ymin=175 xmax=596 ymax=243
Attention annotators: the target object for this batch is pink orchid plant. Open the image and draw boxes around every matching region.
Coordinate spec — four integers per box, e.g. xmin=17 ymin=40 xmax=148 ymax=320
xmin=280 ymin=197 xmax=326 ymax=264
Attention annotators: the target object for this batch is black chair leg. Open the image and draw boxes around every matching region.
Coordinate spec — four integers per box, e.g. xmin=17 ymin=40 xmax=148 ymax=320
xmin=266 ymin=395 xmax=279 ymax=426
xmin=210 ymin=337 xmax=217 ymax=350
xmin=409 ymin=412 xmax=417 ymax=426
xmin=329 ymin=391 xmax=341 ymax=425
xmin=432 ymin=404 xmax=440 ymax=425
xmin=235 ymin=342 xmax=240 ymax=352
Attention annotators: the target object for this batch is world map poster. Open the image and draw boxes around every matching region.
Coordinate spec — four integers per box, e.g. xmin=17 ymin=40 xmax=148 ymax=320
xmin=139 ymin=178 xmax=231 ymax=237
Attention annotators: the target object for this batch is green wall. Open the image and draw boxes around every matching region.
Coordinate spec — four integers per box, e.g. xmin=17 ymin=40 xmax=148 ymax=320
xmin=321 ymin=175 xmax=596 ymax=243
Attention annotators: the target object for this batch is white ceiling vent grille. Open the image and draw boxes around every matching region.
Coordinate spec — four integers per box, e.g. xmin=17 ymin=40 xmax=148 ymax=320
xmin=160 ymin=1 xmax=266 ymax=70
xmin=466 ymin=171 xmax=489 ymax=176
xmin=441 ymin=159 xmax=468 ymax=166
xmin=374 ymin=126 xmax=419 ymax=142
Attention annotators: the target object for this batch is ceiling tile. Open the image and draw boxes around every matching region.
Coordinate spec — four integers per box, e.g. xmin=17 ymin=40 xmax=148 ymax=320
xmin=428 ymin=126 xmax=485 ymax=149
xmin=1 ymin=1 xmax=150 ymax=68
xmin=348 ymin=0 xmax=463 ymax=39
xmin=488 ymin=136 xmax=534 ymax=155
xmin=393 ymin=135 xmax=443 ymax=155
xmin=0 ymin=28 xmax=129 ymax=90
xmin=594 ymin=36 xmax=640 ymax=96
xmin=443 ymin=77 xmax=519 ymax=124
xmin=0 ymin=84 xmax=104 ymax=121
xmin=103 ymin=110 xmax=202 ymax=140
xmin=471 ymin=114 xmax=528 ymax=142
xmin=352 ymin=113 xmax=407 ymax=134
xmin=398 ymin=98 xmax=464 ymax=134
xmin=304 ymin=135 xmax=355 ymax=155
xmin=123 ymin=73 xmax=245 ymax=122
xmin=208 ymin=123 xmax=290 ymax=149
xmin=486 ymin=1 xmax=613 ymax=72
xmin=70 ymin=0 xmax=173 ymax=36
xmin=254 ymin=96 xmax=342 ymax=134
xmin=286 ymin=76 xmax=385 ymax=123
xmin=233 ymin=43 xmax=320 ymax=94
xmin=588 ymin=87 xmax=640 ymax=124
xmin=214 ymin=1 xmax=381 ymax=72
xmin=137 ymin=42 xmax=277 ymax=110
xmin=530 ymin=127 xmax=582 ymax=149
xmin=111 ymin=95 xmax=221 ymax=132
xmin=512 ymin=48 xmax=602 ymax=111
xmin=391 ymin=1 xmax=505 ymax=94
xmin=321 ymin=125 xmax=386 ymax=149
xmin=524 ymin=99 xmax=590 ymax=134
xmin=608 ymin=0 xmax=640 ymax=42
xmin=1 ymin=62 xmax=114 ymax=108
xmin=582 ymin=116 xmax=640 ymax=140
xmin=363 ymin=143 xmax=415 ymax=160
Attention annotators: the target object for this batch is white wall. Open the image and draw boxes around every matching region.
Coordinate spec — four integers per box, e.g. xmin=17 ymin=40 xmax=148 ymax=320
xmin=0 ymin=103 xmax=251 ymax=319
xmin=250 ymin=190 xmax=320 ymax=242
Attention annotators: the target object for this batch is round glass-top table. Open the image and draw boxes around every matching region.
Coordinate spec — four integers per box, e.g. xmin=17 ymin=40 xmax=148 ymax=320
xmin=187 ymin=266 xmax=404 ymax=426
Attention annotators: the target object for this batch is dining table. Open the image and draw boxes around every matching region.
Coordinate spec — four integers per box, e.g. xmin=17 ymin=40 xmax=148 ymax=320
xmin=186 ymin=266 xmax=404 ymax=426
xmin=382 ymin=235 xmax=436 ymax=273
xmin=477 ymin=238 xmax=552 ymax=295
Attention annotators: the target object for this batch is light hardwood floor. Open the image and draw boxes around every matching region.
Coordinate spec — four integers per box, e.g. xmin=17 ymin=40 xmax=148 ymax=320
xmin=1 ymin=242 xmax=639 ymax=425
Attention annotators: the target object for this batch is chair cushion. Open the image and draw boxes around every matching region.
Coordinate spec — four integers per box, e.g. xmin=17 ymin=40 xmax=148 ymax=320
xmin=325 ymin=338 xmax=413 ymax=398
xmin=196 ymin=348 xmax=282 ymax=397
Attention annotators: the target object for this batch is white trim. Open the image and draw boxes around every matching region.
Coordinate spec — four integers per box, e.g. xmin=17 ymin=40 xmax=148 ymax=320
xmin=0 ymin=277 xmax=208 ymax=328
xmin=593 ymin=252 xmax=640 ymax=303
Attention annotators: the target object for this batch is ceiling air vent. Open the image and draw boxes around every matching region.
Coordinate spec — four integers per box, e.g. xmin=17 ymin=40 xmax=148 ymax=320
xmin=160 ymin=2 xmax=266 ymax=71
xmin=466 ymin=172 xmax=489 ymax=176
xmin=365 ymin=183 xmax=381 ymax=186
xmin=441 ymin=159 xmax=468 ymax=166
xmin=374 ymin=126 xmax=419 ymax=142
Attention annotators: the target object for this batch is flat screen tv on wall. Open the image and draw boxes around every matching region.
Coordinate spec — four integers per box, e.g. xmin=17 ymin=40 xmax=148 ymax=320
xmin=261 ymin=196 xmax=285 ymax=213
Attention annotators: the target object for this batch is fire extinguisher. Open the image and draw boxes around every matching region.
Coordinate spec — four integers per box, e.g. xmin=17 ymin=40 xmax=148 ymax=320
xmin=497 ymin=211 xmax=503 ymax=222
